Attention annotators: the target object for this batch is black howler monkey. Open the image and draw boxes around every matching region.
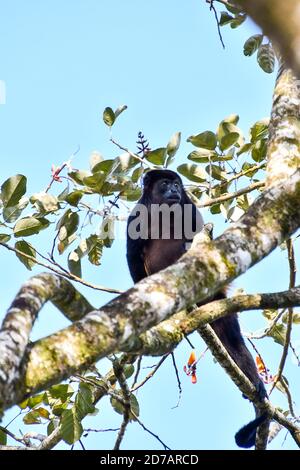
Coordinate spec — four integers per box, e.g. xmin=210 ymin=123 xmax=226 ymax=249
xmin=126 ymin=169 xmax=267 ymax=448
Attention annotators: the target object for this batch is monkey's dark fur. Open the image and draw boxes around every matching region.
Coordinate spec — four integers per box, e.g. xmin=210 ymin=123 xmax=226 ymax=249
xmin=126 ymin=169 xmax=267 ymax=448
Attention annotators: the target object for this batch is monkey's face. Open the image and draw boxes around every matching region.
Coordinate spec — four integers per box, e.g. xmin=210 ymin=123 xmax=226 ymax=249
xmin=150 ymin=178 xmax=182 ymax=205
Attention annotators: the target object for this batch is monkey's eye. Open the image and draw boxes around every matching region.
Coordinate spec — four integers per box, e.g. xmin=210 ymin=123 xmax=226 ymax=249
xmin=160 ymin=180 xmax=169 ymax=189
xmin=174 ymin=182 xmax=180 ymax=189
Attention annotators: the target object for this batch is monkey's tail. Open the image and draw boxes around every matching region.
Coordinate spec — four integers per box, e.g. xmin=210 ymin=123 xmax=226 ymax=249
xmin=235 ymin=413 xmax=268 ymax=448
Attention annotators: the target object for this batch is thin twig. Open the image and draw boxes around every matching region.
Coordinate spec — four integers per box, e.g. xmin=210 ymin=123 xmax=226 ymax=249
xmin=0 ymin=426 xmax=34 ymax=448
xmin=113 ymin=358 xmax=131 ymax=450
xmin=45 ymin=145 xmax=80 ymax=193
xmin=132 ymin=412 xmax=171 ymax=450
xmin=131 ymin=354 xmax=170 ymax=392
xmin=131 ymin=356 xmax=143 ymax=390
xmin=170 ymin=352 xmax=182 ymax=409
xmin=84 ymin=427 xmax=120 ymax=434
xmin=212 ymin=162 xmax=265 ymax=190
xmin=289 ymin=341 xmax=300 ymax=366
xmin=0 ymin=241 xmax=123 ymax=294
xmin=198 ymin=181 xmax=264 ymax=208
xmin=110 ymin=138 xmax=153 ymax=168
xmin=206 ymin=0 xmax=226 ymax=49
xmin=246 ymin=308 xmax=286 ymax=339
xmin=270 ymin=239 xmax=296 ymax=394
xmin=277 ymin=378 xmax=296 ymax=418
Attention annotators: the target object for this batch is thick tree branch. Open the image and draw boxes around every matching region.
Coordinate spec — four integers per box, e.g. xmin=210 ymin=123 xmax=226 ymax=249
xmin=266 ymin=62 xmax=300 ymax=187
xmin=0 ymin=273 xmax=93 ymax=414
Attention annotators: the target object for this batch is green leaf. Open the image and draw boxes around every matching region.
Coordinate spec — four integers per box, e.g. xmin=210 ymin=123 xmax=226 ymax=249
xmin=177 ymin=163 xmax=207 ymax=183
xmin=47 ymin=419 xmax=59 ymax=436
xmin=251 ymin=139 xmax=267 ymax=162
xmin=72 ymin=234 xmax=104 ymax=265
xmin=46 ymin=384 xmax=74 ymax=401
xmin=110 ymin=392 xmax=140 ymax=421
xmin=14 ymin=217 xmax=50 ymax=237
xmin=243 ymin=34 xmax=263 ymax=56
xmin=257 ymin=44 xmax=275 ymax=73
xmin=262 ymin=309 xmax=278 ymax=321
xmin=68 ymin=250 xmax=82 ymax=277
xmin=167 ymin=131 xmax=181 ymax=158
xmin=275 ymin=376 xmax=290 ymax=396
xmin=91 ymin=159 xmax=115 ymax=175
xmin=250 ymin=119 xmax=269 ymax=142
xmin=19 ymin=398 xmax=29 ymax=409
xmin=68 ymin=170 xmax=91 ymax=185
xmin=145 ymin=147 xmax=167 ymax=165
xmin=206 ymin=164 xmax=227 ymax=181
xmin=75 ymin=383 xmax=95 ymax=420
xmin=117 ymin=153 xmax=139 ymax=171
xmin=237 ymin=194 xmax=250 ymax=211
xmin=23 ymin=410 xmax=41 ymax=424
xmin=30 ymin=192 xmax=60 ymax=213
xmin=57 ymin=210 xmax=79 ymax=241
xmin=187 ymin=149 xmax=219 ymax=163
xmin=89 ymin=151 xmax=104 ymax=172
xmin=282 ymin=312 xmax=300 ymax=324
xmin=222 ymin=114 xmax=239 ymax=125
xmin=57 ymin=186 xmax=70 ymax=202
xmin=1 ymin=174 xmax=27 ymax=208
xmin=64 ymin=190 xmax=84 ymax=207
xmin=60 ymin=408 xmax=83 ymax=444
xmin=237 ymin=143 xmax=252 ymax=156
xmin=3 ymin=197 xmax=29 ymax=223
xmin=187 ymin=131 xmax=217 ymax=150
xmin=36 ymin=407 xmax=50 ymax=419
xmin=210 ymin=204 xmax=221 ymax=214
xmin=68 ymin=234 xmax=105 ymax=267
xmin=217 ymin=117 xmax=244 ymax=148
xmin=100 ymin=216 xmax=115 ymax=247
xmin=27 ymin=393 xmax=45 ymax=409
xmin=0 ymin=234 xmax=11 ymax=243
xmin=15 ymin=240 xmax=36 ymax=270
xmin=83 ymin=171 xmax=106 ymax=192
xmin=120 ymin=187 xmax=142 ymax=202
xmin=0 ymin=429 xmax=7 ymax=445
xmin=230 ymin=14 xmax=246 ymax=28
xmin=87 ymin=236 xmax=104 ymax=265
xmin=103 ymin=107 xmax=115 ymax=126
xmin=57 ymin=233 xmax=77 ymax=255
xmin=242 ymin=162 xmax=263 ymax=178
xmin=267 ymin=324 xmax=287 ymax=346
xmin=114 ymin=104 xmax=128 ymax=119
xmin=219 ymin=11 xmax=233 ymax=26
xmin=123 ymin=364 xmax=135 ymax=379
xmin=224 ymin=3 xmax=240 ymax=14
xmin=131 ymin=167 xmax=144 ymax=183
xmin=219 ymin=132 xmax=240 ymax=151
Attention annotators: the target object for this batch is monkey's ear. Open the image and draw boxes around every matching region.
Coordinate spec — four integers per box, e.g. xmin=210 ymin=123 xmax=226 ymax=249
xmin=142 ymin=170 xmax=153 ymax=189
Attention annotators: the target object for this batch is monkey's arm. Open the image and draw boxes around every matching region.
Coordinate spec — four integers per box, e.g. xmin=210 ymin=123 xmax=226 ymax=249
xmin=126 ymin=216 xmax=147 ymax=283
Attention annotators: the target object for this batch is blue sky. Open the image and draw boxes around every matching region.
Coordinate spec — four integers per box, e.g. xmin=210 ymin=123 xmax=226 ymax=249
xmin=0 ymin=0 xmax=299 ymax=450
